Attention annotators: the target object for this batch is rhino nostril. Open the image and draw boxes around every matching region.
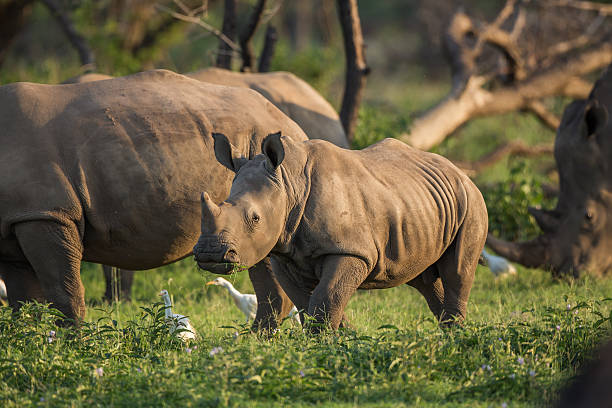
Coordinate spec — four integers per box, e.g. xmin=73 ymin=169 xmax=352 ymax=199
xmin=224 ymin=249 xmax=239 ymax=262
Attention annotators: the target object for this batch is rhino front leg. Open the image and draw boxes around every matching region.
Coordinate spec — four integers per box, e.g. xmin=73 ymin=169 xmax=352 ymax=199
xmin=249 ymin=257 xmax=295 ymax=332
xmin=13 ymin=220 xmax=85 ymax=324
xmin=309 ymin=255 xmax=368 ymax=331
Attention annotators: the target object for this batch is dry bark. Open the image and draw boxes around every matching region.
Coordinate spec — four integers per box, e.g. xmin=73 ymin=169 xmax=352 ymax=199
xmin=258 ymin=25 xmax=278 ymax=73
xmin=216 ymin=0 xmax=237 ymax=69
xmin=239 ymin=0 xmax=267 ymax=72
xmin=336 ymin=0 xmax=369 ymax=144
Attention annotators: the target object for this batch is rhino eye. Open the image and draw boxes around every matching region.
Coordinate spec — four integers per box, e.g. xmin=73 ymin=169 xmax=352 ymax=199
xmin=252 ymin=213 xmax=260 ymax=223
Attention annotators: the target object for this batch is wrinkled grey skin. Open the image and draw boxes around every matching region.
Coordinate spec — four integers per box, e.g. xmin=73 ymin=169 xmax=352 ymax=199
xmin=487 ymin=64 xmax=612 ymax=277
xmin=194 ymin=133 xmax=488 ymax=329
xmin=188 ymin=68 xmax=349 ymax=148
xmin=0 ymin=70 xmax=306 ymax=326
xmin=63 ymin=68 xmax=349 ymax=301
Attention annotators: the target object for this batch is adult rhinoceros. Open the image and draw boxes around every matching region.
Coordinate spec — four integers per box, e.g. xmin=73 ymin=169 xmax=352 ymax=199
xmin=486 ymin=64 xmax=612 ymax=277
xmin=64 ymin=68 xmax=349 ymax=147
xmin=63 ymin=68 xmax=350 ymax=301
xmin=0 ymin=69 xmax=306 ymax=327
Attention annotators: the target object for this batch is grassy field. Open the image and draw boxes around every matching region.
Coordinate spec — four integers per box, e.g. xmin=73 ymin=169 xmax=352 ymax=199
xmin=1 ymin=259 xmax=611 ymax=407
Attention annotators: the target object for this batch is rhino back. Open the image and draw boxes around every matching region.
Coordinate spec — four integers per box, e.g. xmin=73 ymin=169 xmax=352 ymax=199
xmin=292 ymin=138 xmax=480 ymax=286
xmin=188 ymin=68 xmax=349 ymax=148
xmin=0 ymin=70 xmax=307 ymax=269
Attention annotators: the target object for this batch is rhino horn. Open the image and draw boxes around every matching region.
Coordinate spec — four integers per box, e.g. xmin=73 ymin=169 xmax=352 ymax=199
xmin=485 ymin=233 xmax=551 ymax=269
xmin=528 ymin=207 xmax=561 ymax=234
xmin=201 ymin=192 xmax=221 ymax=219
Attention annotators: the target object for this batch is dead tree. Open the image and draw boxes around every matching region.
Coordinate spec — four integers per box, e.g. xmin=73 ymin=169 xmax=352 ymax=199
xmin=258 ymin=25 xmax=278 ymax=72
xmin=337 ymin=0 xmax=369 ymax=144
xmin=401 ymin=0 xmax=612 ymax=151
xmin=239 ymin=0 xmax=267 ymax=72
xmin=0 ymin=0 xmax=34 ymax=68
xmin=216 ymin=0 xmax=237 ymax=69
xmin=41 ymin=0 xmax=95 ymax=70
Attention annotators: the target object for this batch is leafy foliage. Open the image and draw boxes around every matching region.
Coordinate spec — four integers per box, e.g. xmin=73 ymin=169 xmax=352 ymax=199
xmin=482 ymin=160 xmax=557 ymax=241
xmin=1 ymin=264 xmax=611 ymax=407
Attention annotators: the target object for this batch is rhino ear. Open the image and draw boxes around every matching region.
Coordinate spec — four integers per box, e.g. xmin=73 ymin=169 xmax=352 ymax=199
xmin=213 ymin=132 xmax=247 ymax=173
xmin=261 ymin=132 xmax=285 ymax=171
xmin=584 ymin=99 xmax=608 ymax=138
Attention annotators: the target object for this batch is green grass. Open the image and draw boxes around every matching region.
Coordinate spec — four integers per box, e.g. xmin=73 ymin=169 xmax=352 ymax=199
xmin=1 ymin=261 xmax=611 ymax=407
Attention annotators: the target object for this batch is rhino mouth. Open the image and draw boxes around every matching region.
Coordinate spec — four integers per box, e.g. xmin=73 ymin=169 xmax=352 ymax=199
xmin=196 ymin=261 xmax=240 ymax=275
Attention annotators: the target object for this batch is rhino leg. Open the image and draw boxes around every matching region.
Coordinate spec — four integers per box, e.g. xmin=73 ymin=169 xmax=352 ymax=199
xmin=0 ymin=261 xmax=46 ymax=310
xmin=435 ymin=207 xmax=485 ymax=326
xmin=407 ymin=266 xmax=444 ymax=320
xmin=308 ymin=255 xmax=368 ymax=331
xmin=269 ymin=257 xmax=316 ymax=325
xmin=248 ymin=257 xmax=295 ymax=332
xmin=102 ymin=266 xmax=134 ymax=302
xmin=13 ymin=220 xmax=85 ymax=324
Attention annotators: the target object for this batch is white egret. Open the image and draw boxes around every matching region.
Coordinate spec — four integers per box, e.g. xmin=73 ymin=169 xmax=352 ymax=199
xmin=158 ymin=289 xmax=197 ymax=341
xmin=207 ymin=277 xmax=301 ymax=324
xmin=481 ymin=249 xmax=517 ymax=277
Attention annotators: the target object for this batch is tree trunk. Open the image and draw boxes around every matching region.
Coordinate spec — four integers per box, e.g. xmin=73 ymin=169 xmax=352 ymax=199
xmin=216 ymin=0 xmax=237 ymax=69
xmin=336 ymin=0 xmax=369 ymax=144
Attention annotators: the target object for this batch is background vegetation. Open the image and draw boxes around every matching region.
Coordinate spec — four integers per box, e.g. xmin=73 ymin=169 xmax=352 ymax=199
xmin=1 ymin=1 xmax=611 ymax=406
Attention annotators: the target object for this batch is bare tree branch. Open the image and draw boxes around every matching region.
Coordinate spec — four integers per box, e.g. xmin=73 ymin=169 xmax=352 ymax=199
xmin=41 ymin=0 xmax=95 ymax=70
xmin=337 ymin=0 xmax=369 ymax=144
xmin=453 ymin=140 xmax=554 ymax=176
xmin=216 ymin=0 xmax=237 ymax=69
xmin=543 ymin=0 xmax=612 ymax=15
xmin=524 ymin=100 xmax=560 ymax=130
xmin=158 ymin=4 xmax=240 ymax=53
xmin=400 ymin=0 xmax=612 ymax=151
xmin=239 ymin=0 xmax=267 ymax=72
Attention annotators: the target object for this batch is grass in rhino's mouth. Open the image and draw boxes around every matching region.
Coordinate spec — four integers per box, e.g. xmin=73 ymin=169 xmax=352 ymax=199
xmin=197 ymin=261 xmax=249 ymax=274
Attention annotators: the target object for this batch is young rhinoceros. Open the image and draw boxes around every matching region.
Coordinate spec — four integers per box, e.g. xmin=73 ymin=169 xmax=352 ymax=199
xmin=193 ymin=133 xmax=488 ymax=329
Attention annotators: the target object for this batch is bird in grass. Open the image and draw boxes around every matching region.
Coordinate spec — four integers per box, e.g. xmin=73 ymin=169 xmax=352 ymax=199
xmin=158 ymin=289 xmax=197 ymax=342
xmin=481 ymin=249 xmax=517 ymax=277
xmin=0 ymin=278 xmax=7 ymax=305
xmin=207 ymin=277 xmax=301 ymax=325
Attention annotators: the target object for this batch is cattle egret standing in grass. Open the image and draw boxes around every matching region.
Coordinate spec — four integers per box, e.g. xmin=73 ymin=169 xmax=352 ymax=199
xmin=0 ymin=278 xmax=7 ymax=305
xmin=481 ymin=249 xmax=517 ymax=277
xmin=158 ymin=289 xmax=197 ymax=342
xmin=207 ymin=277 xmax=301 ymax=325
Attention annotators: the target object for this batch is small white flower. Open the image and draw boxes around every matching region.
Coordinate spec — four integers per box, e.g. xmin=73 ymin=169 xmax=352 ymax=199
xmin=566 ymin=304 xmax=571 ymax=310
xmin=94 ymin=367 xmax=104 ymax=378
xmin=517 ymin=357 xmax=525 ymax=365
xmin=185 ymin=347 xmax=192 ymax=354
xmin=556 ymin=325 xmax=561 ymax=331
xmin=209 ymin=346 xmax=223 ymax=357
xmin=510 ymin=373 xmax=516 ymax=379
xmin=529 ymin=370 xmax=536 ymax=377
xmin=501 ymin=403 xmax=508 ymax=408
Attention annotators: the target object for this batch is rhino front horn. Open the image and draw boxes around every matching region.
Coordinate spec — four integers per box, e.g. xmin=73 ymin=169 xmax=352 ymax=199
xmin=201 ymin=192 xmax=221 ymax=218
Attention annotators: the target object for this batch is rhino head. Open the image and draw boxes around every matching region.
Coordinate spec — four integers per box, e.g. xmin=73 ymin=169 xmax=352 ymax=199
xmin=193 ymin=132 xmax=289 ymax=274
xmin=487 ymin=64 xmax=612 ymax=277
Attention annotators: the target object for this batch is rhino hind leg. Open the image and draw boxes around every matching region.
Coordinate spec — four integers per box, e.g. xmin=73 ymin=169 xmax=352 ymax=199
xmin=0 ymin=260 xmax=46 ymax=311
xmin=407 ymin=266 xmax=444 ymax=320
xmin=102 ymin=265 xmax=134 ymax=302
xmin=435 ymin=208 xmax=486 ymax=326
xmin=13 ymin=220 xmax=85 ymax=324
